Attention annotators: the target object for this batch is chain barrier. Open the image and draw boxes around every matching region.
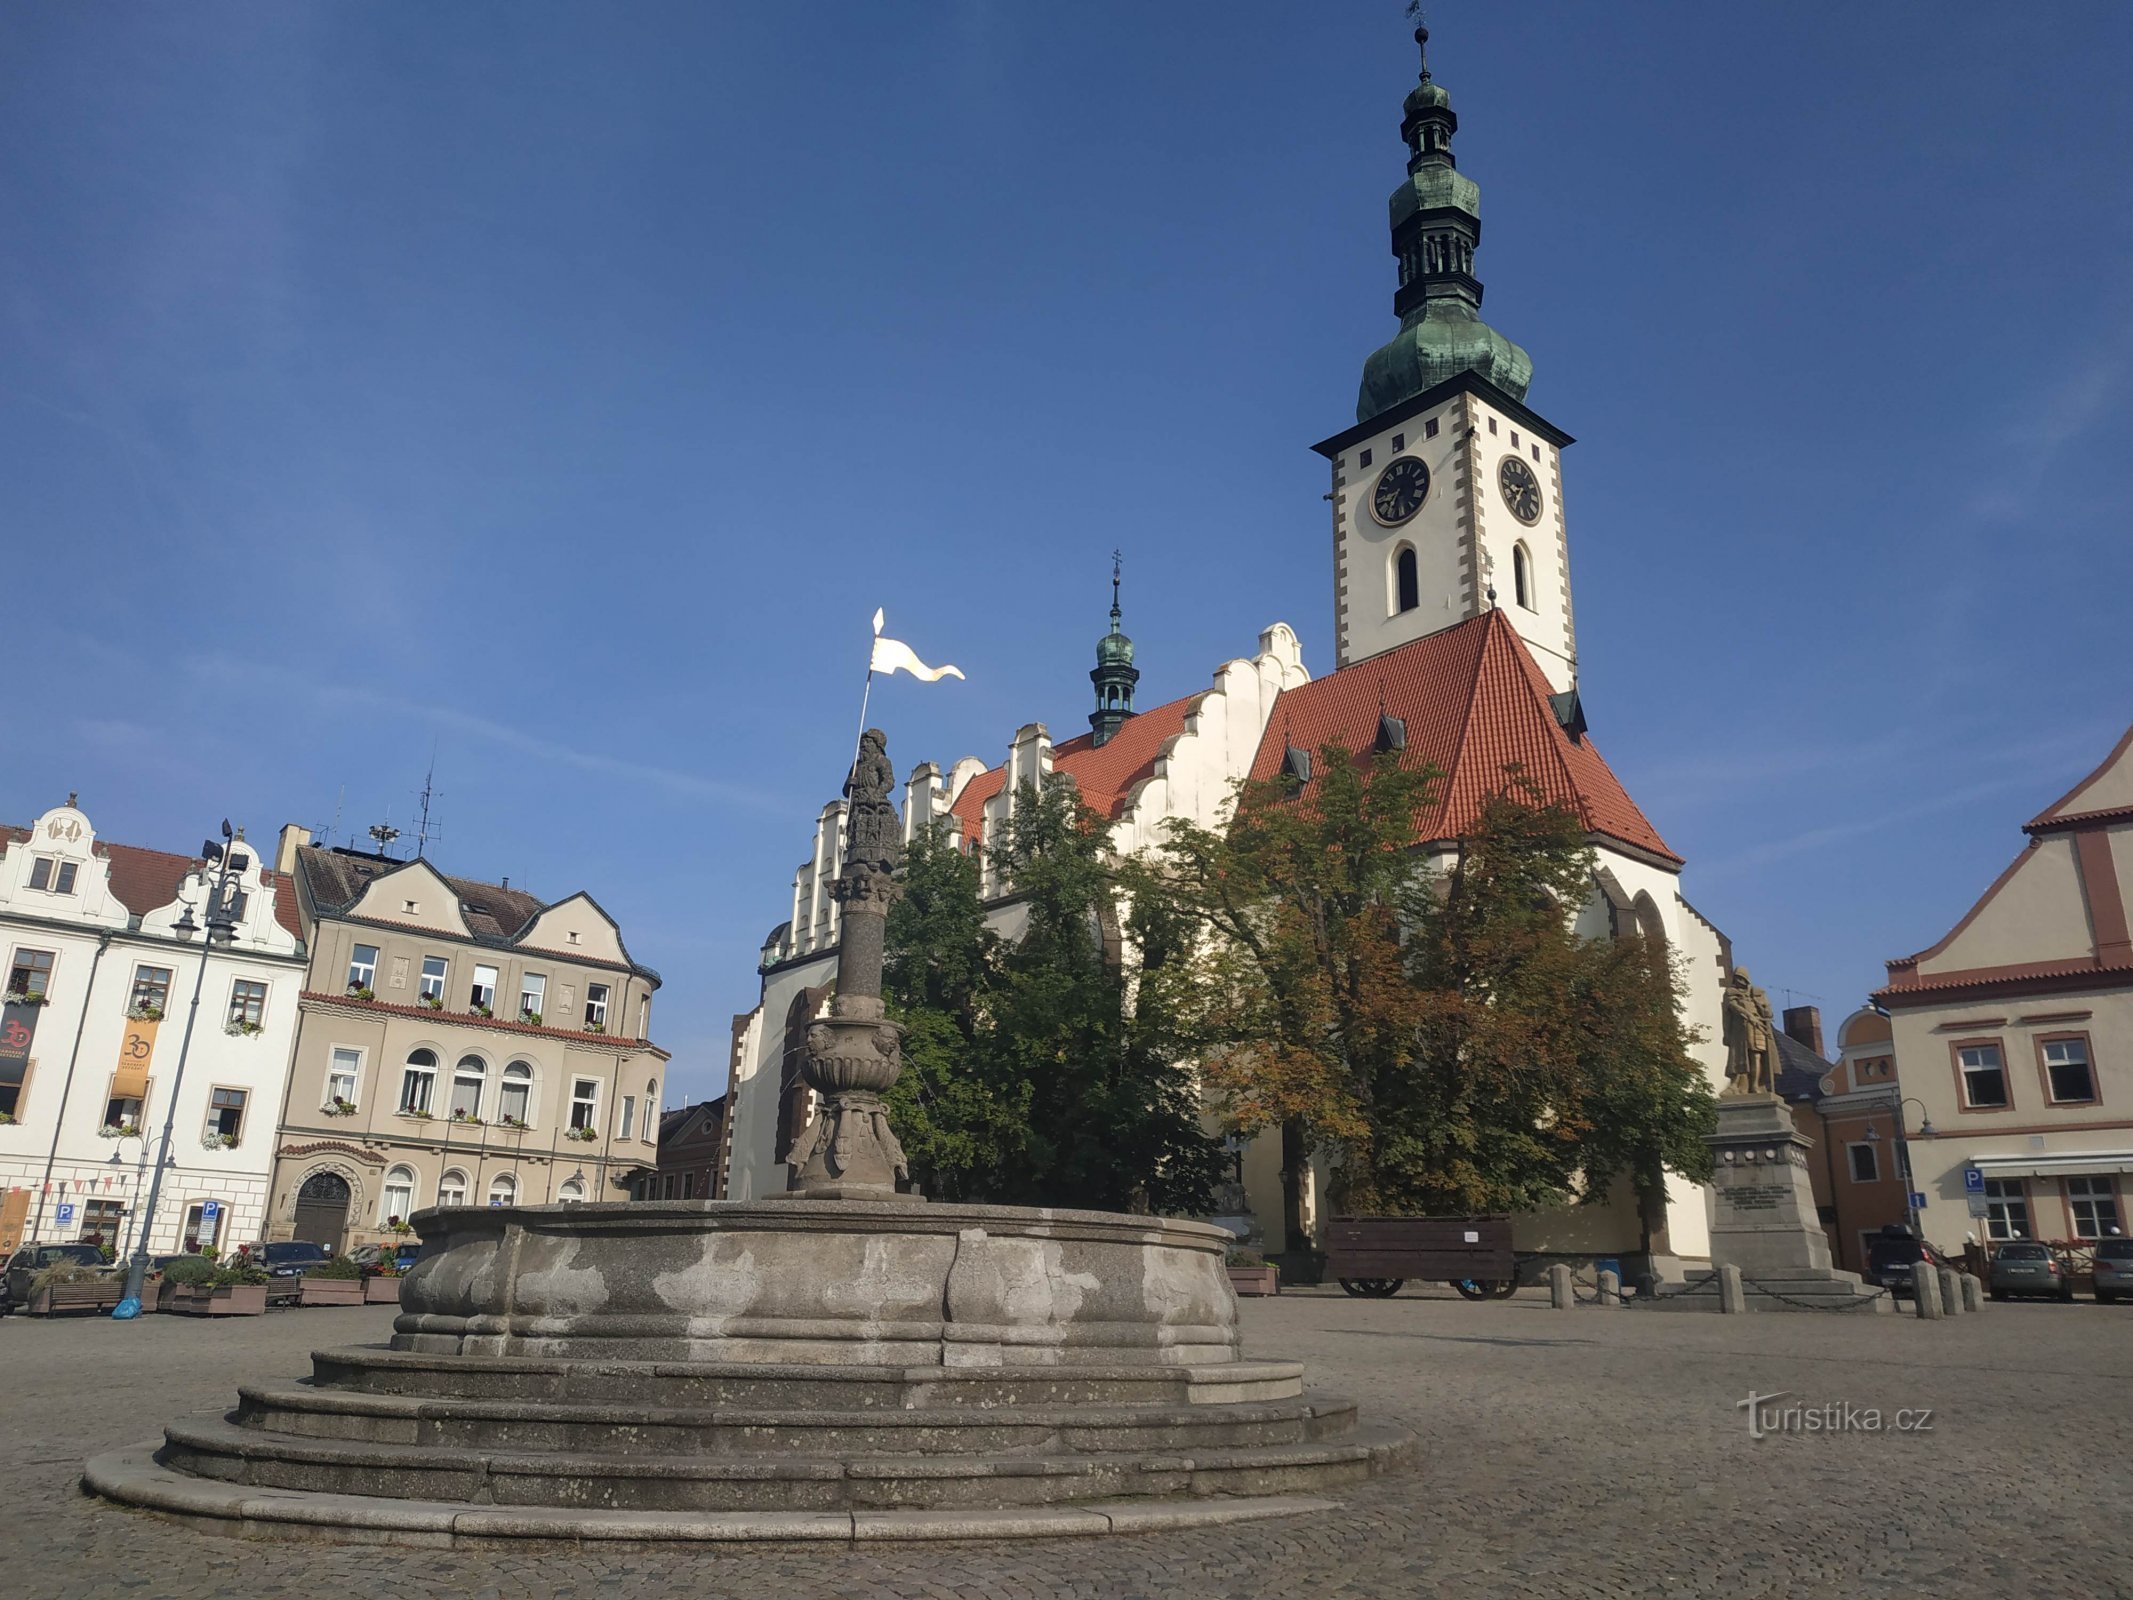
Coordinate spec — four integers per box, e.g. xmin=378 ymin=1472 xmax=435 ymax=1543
xmin=1737 ymin=1274 xmax=1894 ymax=1312
xmin=1557 ymin=1266 xmax=1900 ymax=1311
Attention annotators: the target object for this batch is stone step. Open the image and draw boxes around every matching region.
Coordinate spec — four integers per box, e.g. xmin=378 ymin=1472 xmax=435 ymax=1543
xmin=158 ymin=1413 xmax=1411 ymax=1513
xmin=233 ymin=1383 xmax=1359 ymax=1458
xmin=308 ymin=1347 xmax=1307 ymax=1409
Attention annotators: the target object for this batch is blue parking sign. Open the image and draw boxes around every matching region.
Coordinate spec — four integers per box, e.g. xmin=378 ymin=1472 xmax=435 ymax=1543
xmin=201 ymin=1199 xmax=221 ymax=1222
xmin=55 ymin=1201 xmax=75 ymax=1226
xmin=1963 ymin=1167 xmax=1985 ymax=1195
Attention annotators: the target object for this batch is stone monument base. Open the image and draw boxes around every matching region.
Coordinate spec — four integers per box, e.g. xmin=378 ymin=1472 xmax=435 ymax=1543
xmin=84 ymin=1198 xmax=1412 ymax=1541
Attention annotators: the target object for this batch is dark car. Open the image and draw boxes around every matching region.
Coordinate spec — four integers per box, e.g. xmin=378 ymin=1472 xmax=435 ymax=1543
xmin=1989 ymin=1240 xmax=2075 ymax=1301
xmin=356 ymin=1242 xmax=422 ymax=1278
xmin=253 ymin=1240 xmax=330 ymax=1304
xmin=0 ymin=1242 xmax=112 ymax=1315
xmin=2094 ymin=1238 xmax=2133 ymax=1305
xmin=1864 ymin=1227 xmax=1951 ymax=1297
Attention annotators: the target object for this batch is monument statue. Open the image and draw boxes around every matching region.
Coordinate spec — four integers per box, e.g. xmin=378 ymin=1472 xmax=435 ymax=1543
xmin=1720 ymin=965 xmax=1776 ymax=1097
xmin=786 ymin=727 xmax=913 ymax=1195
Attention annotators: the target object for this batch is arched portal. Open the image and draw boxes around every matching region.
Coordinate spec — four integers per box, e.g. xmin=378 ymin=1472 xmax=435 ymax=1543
xmin=293 ymin=1170 xmax=353 ymax=1253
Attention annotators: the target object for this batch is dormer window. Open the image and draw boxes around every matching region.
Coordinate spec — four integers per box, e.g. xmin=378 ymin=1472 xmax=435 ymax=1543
xmin=402 ymin=898 xmax=418 ymax=915
xmin=1375 ymin=713 xmax=1408 ymax=753
xmin=1280 ymin=746 xmax=1312 ymax=790
xmin=567 ymin=931 xmax=581 ymax=946
xmin=28 ymin=858 xmax=78 ymax=895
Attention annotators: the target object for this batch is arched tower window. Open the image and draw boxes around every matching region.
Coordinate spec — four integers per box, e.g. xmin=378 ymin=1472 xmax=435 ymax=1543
xmin=1394 ymin=546 xmax=1419 ymax=614
xmin=1513 ymin=544 xmax=1532 ymax=610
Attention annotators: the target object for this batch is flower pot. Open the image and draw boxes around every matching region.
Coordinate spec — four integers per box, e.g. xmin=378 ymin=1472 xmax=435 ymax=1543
xmin=198 ymin=1282 xmax=268 ymax=1316
xmin=1227 ymin=1265 xmax=1280 ymax=1297
xmin=27 ymin=1280 xmax=125 ymax=1316
xmin=364 ymin=1275 xmax=402 ymax=1304
xmin=299 ymin=1277 xmax=366 ymax=1307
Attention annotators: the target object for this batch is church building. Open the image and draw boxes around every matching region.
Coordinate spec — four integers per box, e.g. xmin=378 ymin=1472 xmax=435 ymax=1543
xmin=722 ymin=29 xmax=1733 ymax=1271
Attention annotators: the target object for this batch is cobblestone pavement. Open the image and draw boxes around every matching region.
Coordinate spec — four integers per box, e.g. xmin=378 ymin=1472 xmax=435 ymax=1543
xmin=3 ymin=1287 xmax=2129 ymax=1599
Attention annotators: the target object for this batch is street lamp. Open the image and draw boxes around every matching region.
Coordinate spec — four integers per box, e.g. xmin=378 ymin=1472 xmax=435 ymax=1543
xmin=1865 ymin=1096 xmax=1940 ymax=1238
xmin=113 ymin=820 xmax=249 ymax=1319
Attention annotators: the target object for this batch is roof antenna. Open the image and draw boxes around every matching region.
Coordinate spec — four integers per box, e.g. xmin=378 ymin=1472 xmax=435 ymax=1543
xmin=316 ymin=785 xmax=344 ymax=849
xmin=415 ymin=748 xmax=443 ymax=861
xmin=367 ymin=813 xmax=401 ymax=859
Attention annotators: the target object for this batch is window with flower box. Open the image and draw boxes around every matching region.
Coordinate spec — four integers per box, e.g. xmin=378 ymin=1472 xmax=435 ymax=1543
xmin=584 ymin=983 xmax=609 ymax=1030
xmin=469 ymin=965 xmax=498 ymax=1013
xmin=450 ymin=1055 xmax=486 ymax=1120
xmin=400 ymin=1049 xmax=438 ymax=1115
xmin=326 ymin=1047 xmax=361 ymax=1110
xmin=347 ymin=944 xmax=379 ymax=992
xmin=570 ymin=1079 xmax=599 ymax=1132
xmin=381 ymin=1165 xmax=416 ymax=1225
xmin=6 ymin=948 xmax=54 ymax=1001
xmin=130 ymin=965 xmax=172 ymax=1015
xmin=419 ymin=956 xmax=448 ymax=1004
xmin=519 ymin=973 xmax=545 ymax=1023
xmin=227 ymin=979 xmax=267 ymax=1030
xmin=499 ymin=1061 xmax=533 ymax=1126
xmin=206 ymin=1086 xmax=247 ymax=1145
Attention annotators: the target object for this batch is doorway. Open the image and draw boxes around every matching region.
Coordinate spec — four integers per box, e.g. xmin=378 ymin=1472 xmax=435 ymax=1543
xmin=292 ymin=1171 xmax=352 ymax=1253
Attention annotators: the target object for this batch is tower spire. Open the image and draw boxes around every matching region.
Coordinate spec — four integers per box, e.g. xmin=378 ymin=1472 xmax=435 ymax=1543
xmin=1089 ymin=551 xmax=1139 ymax=748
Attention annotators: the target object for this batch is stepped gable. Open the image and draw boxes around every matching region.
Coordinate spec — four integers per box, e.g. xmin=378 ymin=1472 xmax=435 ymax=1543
xmin=1 ymin=823 xmax=303 ymax=939
xmin=947 ymin=689 xmax=1202 ymax=847
xmin=1245 ymin=611 xmax=1679 ymax=865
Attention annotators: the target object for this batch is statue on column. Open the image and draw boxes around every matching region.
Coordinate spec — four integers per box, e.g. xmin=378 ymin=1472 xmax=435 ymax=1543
xmin=1720 ymin=966 xmax=1776 ymax=1097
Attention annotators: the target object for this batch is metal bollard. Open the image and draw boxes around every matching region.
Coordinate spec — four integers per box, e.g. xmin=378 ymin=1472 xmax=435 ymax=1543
xmin=1548 ymin=1262 xmax=1574 ymax=1309
xmin=1938 ymin=1266 xmax=1965 ymax=1316
xmin=1596 ymin=1267 xmax=1621 ymax=1308
xmin=1912 ymin=1260 xmax=1943 ymax=1319
xmin=1718 ymin=1264 xmax=1746 ymax=1314
xmin=1960 ymin=1273 xmax=1984 ymax=1313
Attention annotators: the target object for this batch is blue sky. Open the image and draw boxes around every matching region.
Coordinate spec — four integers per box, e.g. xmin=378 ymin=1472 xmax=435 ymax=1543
xmin=5 ymin=4 xmax=2129 ymax=1101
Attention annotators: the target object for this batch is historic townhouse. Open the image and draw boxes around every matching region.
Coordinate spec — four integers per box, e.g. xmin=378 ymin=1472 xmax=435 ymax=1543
xmin=0 ymin=799 xmax=305 ymax=1256
xmin=1877 ymin=725 xmax=2133 ymax=1247
xmin=264 ymin=827 xmax=666 ymax=1252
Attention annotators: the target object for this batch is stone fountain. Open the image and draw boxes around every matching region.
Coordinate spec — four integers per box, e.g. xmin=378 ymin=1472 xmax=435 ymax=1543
xmin=85 ymin=733 xmax=1411 ymax=1544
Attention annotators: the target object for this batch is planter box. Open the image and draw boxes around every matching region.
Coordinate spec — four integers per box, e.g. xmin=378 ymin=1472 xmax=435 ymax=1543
xmin=1227 ymin=1266 xmax=1280 ymax=1297
xmin=364 ymin=1275 xmax=403 ymax=1304
xmin=27 ymin=1279 xmax=126 ymax=1316
xmin=168 ymin=1282 xmax=268 ymax=1316
xmin=299 ymin=1277 xmax=366 ymax=1307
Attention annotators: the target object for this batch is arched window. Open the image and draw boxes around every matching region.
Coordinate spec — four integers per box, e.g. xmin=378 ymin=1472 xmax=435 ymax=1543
xmin=1394 ymin=546 xmax=1419 ymax=614
xmin=499 ymin=1061 xmax=533 ymax=1126
xmin=1513 ymin=543 xmax=1532 ymax=610
xmin=645 ymin=1079 xmax=660 ymax=1140
xmin=437 ymin=1168 xmax=469 ymax=1208
xmin=487 ymin=1173 xmax=518 ymax=1208
xmin=381 ymin=1164 xmax=417 ymax=1226
xmin=399 ymin=1049 xmax=438 ymax=1116
xmin=557 ymin=1177 xmax=586 ymax=1204
xmin=450 ymin=1055 xmax=487 ymax=1121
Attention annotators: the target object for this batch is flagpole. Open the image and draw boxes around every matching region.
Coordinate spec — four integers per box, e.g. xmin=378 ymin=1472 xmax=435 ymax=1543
xmin=854 ymin=607 xmax=883 ymax=771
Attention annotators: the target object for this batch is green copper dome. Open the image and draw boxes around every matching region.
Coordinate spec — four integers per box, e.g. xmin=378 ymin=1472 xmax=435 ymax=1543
xmin=1354 ymin=26 xmax=1532 ymax=422
xmin=1095 ymin=626 xmax=1135 ymax=667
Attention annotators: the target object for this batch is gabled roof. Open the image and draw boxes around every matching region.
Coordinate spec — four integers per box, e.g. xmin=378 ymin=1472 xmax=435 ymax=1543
xmin=1774 ymin=1031 xmax=1834 ymax=1104
xmin=1 ymin=825 xmax=303 ymax=940
xmin=2026 ymin=723 xmax=2133 ymax=832
xmin=947 ymin=688 xmax=1204 ymax=846
xmin=1243 ymin=611 xmax=1679 ymax=865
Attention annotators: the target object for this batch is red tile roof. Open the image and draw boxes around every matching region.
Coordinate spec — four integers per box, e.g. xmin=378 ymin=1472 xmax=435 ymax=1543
xmin=947 ymin=689 xmax=1204 ymax=845
xmin=3 ymin=824 xmax=304 ymax=939
xmin=1244 ymin=611 xmax=1680 ymax=865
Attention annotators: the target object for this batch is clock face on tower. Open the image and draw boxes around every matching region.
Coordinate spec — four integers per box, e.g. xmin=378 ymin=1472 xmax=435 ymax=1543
xmin=1370 ymin=456 xmax=1431 ymax=525
xmin=1498 ymin=456 xmax=1543 ymax=525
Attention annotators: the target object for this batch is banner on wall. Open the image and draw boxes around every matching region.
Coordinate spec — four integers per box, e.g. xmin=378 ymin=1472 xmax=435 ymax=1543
xmin=0 ymin=1000 xmax=39 ymax=1088
xmin=111 ymin=1016 xmax=158 ymax=1103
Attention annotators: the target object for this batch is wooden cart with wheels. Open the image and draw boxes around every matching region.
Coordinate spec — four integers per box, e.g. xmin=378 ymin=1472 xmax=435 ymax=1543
xmin=1327 ymin=1214 xmax=1518 ymax=1299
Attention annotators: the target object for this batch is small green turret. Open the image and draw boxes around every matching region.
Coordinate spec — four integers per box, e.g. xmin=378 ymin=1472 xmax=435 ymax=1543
xmin=1089 ymin=553 xmax=1139 ymax=748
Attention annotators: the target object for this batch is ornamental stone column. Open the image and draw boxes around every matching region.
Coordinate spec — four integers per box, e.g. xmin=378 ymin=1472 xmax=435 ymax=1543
xmin=787 ymin=728 xmax=914 ymax=1199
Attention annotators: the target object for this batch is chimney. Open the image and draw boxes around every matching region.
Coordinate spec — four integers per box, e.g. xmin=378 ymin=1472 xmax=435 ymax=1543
xmin=1781 ymin=1005 xmax=1824 ymax=1058
xmin=275 ymin=823 xmax=313 ymax=877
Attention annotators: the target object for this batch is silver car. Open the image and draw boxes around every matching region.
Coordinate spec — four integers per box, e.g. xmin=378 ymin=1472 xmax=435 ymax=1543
xmin=2093 ymin=1238 xmax=2133 ymax=1305
xmin=1988 ymin=1241 xmax=2074 ymax=1302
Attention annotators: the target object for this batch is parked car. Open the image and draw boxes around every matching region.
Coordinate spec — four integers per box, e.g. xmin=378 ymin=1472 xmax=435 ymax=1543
xmin=1988 ymin=1241 xmax=2075 ymax=1302
xmin=1864 ymin=1226 xmax=1952 ymax=1297
xmin=356 ymin=1241 xmax=422 ymax=1277
xmin=254 ymin=1240 xmax=331 ymax=1304
xmin=0 ymin=1242 xmax=113 ymax=1316
xmin=2091 ymin=1238 xmax=2133 ymax=1305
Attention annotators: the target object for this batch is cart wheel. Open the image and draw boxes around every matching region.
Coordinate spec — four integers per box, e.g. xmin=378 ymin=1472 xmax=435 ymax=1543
xmin=1451 ymin=1279 xmax=1492 ymax=1301
xmin=1339 ymin=1278 xmax=1405 ymax=1298
xmin=1489 ymin=1276 xmax=1519 ymax=1299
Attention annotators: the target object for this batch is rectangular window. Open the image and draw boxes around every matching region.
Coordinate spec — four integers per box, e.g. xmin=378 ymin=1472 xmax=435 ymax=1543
xmin=519 ymin=973 xmax=546 ymax=1021
xmin=470 ymin=965 xmax=498 ymax=1011
xmin=1391 ymin=433 xmax=1404 ymax=451
xmin=2041 ymin=1037 xmax=2096 ymax=1104
xmin=570 ymin=1079 xmax=599 ymax=1132
xmin=1487 ymin=415 xmax=1497 ymax=434
xmin=327 ymin=1047 xmax=361 ymax=1108
xmin=1510 ymin=429 xmax=1520 ymax=448
xmin=1357 ymin=448 xmax=1372 ymax=469
xmin=2067 ymin=1176 xmax=2121 ymax=1240
xmin=347 ymin=944 xmax=379 ymax=992
xmin=28 ymin=858 xmax=77 ymax=895
xmin=620 ymin=1095 xmax=637 ymax=1141
xmin=584 ymin=984 xmax=609 ymax=1030
xmin=130 ymin=965 xmax=173 ymax=1014
xmin=1424 ymin=417 xmax=1439 ymax=439
xmin=1531 ymin=442 xmax=1541 ymax=461
xmin=183 ymin=1201 xmax=223 ymax=1254
xmin=79 ymin=1198 xmax=124 ymax=1244
xmin=1983 ymin=1178 xmax=2029 ymax=1241
xmin=206 ymin=1087 xmax=247 ymax=1145
xmin=6 ymin=948 xmax=54 ymax=1000
xmin=227 ymin=979 xmax=267 ymax=1029
xmin=1847 ymin=1143 xmax=1878 ymax=1183
xmin=1957 ymin=1043 xmax=2008 ymax=1108
xmin=419 ymin=956 xmax=447 ymax=1003
xmin=400 ymin=1061 xmax=436 ymax=1115
xmin=104 ymin=1092 xmax=143 ymax=1129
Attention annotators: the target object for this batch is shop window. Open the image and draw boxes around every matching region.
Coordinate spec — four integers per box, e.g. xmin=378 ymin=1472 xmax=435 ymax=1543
xmin=2068 ymin=1176 xmax=2122 ymax=1240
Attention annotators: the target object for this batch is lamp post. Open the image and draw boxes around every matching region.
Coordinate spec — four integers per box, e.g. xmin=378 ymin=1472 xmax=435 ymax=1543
xmin=1867 ymin=1095 xmax=1938 ymax=1239
xmin=108 ymin=1134 xmax=174 ymax=1261
xmin=113 ymin=821 xmax=249 ymax=1319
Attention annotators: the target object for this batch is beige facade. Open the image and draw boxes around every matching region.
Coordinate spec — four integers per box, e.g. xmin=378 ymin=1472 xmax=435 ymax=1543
xmin=263 ymin=828 xmax=667 ymax=1252
xmin=1877 ymin=726 xmax=2133 ymax=1249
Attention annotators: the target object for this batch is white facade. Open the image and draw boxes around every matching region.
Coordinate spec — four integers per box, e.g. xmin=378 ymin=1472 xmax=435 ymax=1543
xmin=1326 ymin=386 xmax=1576 ymax=691
xmin=0 ymin=803 xmax=304 ymax=1257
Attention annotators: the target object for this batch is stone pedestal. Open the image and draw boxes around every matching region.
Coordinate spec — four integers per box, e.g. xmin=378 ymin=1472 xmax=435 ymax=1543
xmin=1697 ymin=1094 xmax=1886 ymax=1312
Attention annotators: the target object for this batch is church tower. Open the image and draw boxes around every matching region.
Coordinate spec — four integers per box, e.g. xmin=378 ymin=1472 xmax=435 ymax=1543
xmin=1088 ymin=554 xmax=1139 ymax=747
xmin=1312 ymin=27 xmax=1578 ymax=692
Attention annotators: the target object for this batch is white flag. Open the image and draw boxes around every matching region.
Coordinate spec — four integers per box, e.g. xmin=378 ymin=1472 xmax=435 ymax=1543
xmin=870 ymin=634 xmax=965 ymax=683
